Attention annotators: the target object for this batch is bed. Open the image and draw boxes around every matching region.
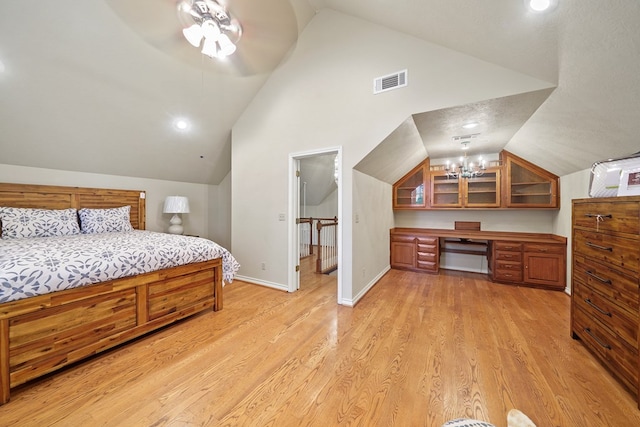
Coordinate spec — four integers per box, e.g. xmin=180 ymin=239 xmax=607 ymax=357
xmin=0 ymin=183 xmax=238 ymax=404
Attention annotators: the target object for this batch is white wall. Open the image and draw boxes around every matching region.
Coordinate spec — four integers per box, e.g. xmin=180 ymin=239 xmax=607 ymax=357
xmin=209 ymin=171 xmax=232 ymax=249
xmin=0 ymin=163 xmax=217 ymax=239
xmin=351 ymin=170 xmax=395 ymax=304
xmin=231 ymin=9 xmax=554 ymax=303
xmin=305 ymin=188 xmax=338 ymax=219
xmin=394 ymin=209 xmax=556 ymax=233
xmin=554 ymin=168 xmax=592 ymax=293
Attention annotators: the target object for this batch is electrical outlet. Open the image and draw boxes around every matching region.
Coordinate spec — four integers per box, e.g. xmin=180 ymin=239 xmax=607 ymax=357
xmin=355 ymin=213 xmax=360 ymax=223
xmin=261 ymin=262 xmax=266 ymax=270
xmin=278 ymin=213 xmax=285 ymax=221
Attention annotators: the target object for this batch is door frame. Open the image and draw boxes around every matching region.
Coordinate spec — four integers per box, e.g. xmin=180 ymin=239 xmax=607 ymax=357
xmin=288 ymin=146 xmax=342 ymax=304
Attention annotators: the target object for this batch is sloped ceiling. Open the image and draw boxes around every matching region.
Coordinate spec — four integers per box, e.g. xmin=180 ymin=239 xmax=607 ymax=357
xmin=1 ymin=0 xmax=639 ymax=185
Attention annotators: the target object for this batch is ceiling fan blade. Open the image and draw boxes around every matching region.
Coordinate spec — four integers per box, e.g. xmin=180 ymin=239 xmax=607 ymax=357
xmin=106 ymin=0 xmax=298 ymax=76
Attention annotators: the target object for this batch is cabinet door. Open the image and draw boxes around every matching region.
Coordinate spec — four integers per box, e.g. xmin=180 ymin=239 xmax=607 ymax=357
xmin=524 ymin=252 xmax=565 ymax=289
xmin=391 ymin=241 xmax=416 ymax=269
xmin=430 ymin=172 xmax=462 ymax=207
xmin=393 ymin=160 xmax=429 ymax=209
xmin=465 ymin=169 xmax=501 ymax=208
xmin=502 ymin=150 xmax=559 ymax=208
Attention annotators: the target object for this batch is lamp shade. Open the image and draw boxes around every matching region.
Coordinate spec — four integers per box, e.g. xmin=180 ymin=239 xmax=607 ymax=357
xmin=163 ymin=196 xmax=190 ymax=214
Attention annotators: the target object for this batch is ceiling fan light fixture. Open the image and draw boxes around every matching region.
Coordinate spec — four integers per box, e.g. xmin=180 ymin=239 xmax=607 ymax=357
xmin=217 ymin=34 xmax=237 ymax=57
xmin=179 ymin=0 xmax=241 ymax=60
xmin=201 ymin=37 xmax=219 ymax=58
xmin=201 ymin=20 xmax=221 ymax=41
xmin=183 ymin=24 xmax=204 ymax=47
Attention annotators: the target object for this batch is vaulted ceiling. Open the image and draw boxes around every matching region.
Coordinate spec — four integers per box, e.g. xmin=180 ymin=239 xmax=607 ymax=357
xmin=1 ymin=1 xmax=638 ymax=185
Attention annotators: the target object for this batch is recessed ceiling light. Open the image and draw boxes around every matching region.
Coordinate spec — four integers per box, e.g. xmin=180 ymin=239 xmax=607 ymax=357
xmin=462 ymin=122 xmax=478 ymax=129
xmin=173 ymin=118 xmax=190 ymax=131
xmin=526 ymin=0 xmax=556 ymax=12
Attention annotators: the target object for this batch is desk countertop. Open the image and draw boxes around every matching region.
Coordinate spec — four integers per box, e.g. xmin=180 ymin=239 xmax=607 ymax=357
xmin=390 ymin=227 xmax=567 ymax=244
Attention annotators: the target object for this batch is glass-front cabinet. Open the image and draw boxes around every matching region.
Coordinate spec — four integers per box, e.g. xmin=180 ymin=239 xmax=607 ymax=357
xmin=392 ymin=151 xmax=558 ymax=210
xmin=430 ymin=168 xmax=500 ymax=208
xmin=502 ymin=151 xmax=559 ymax=208
xmin=393 ymin=159 xmax=429 ymax=209
xmin=465 ymin=168 xmax=501 ymax=207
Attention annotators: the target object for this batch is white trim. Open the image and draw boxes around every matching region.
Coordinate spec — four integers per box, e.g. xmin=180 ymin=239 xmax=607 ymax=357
xmin=340 ymin=265 xmax=390 ymax=307
xmin=234 ymin=275 xmax=288 ymax=292
xmin=288 ymin=146 xmax=343 ymax=305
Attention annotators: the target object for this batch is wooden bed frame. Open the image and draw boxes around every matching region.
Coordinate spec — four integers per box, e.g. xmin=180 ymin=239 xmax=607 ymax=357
xmin=0 ymin=183 xmax=223 ymax=404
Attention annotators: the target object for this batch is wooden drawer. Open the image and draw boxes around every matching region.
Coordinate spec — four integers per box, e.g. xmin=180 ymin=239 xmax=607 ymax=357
xmin=416 ymin=236 xmax=438 ymax=245
xmin=417 ymin=260 xmax=437 ymax=272
xmin=494 ymin=269 xmax=522 ymax=282
xmin=391 ymin=235 xmax=416 ymax=243
xmin=494 ymin=241 xmax=522 ymax=252
xmin=574 ymin=229 xmax=639 ymax=272
xmin=573 ymin=306 xmax=638 ymax=393
xmin=417 ymin=251 xmax=437 ymax=263
xmin=524 ymin=243 xmax=564 ymax=254
xmin=573 ymin=201 xmax=639 ymax=235
xmin=417 ymin=243 xmax=437 ymax=254
xmin=495 ymin=250 xmax=522 ymax=262
xmin=573 ymin=254 xmax=639 ymax=315
xmin=573 ymin=280 xmax=638 ymax=349
xmin=496 ymin=260 xmax=521 ymax=271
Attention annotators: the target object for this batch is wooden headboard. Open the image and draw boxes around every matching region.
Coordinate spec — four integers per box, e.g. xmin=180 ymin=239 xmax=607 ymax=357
xmin=0 ymin=183 xmax=146 ymax=230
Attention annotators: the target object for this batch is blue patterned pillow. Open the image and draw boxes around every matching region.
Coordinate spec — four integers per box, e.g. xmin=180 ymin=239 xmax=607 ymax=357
xmin=0 ymin=207 xmax=80 ymax=239
xmin=79 ymin=206 xmax=133 ymax=234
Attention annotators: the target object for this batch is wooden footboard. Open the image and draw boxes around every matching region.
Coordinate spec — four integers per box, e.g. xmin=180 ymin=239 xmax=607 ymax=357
xmin=0 ymin=258 xmax=222 ymax=405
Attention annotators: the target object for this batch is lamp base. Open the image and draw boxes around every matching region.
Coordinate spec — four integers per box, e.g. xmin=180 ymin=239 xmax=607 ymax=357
xmin=167 ymin=213 xmax=184 ymax=235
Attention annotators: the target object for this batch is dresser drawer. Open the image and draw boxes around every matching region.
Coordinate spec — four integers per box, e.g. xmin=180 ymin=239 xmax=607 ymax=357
xmin=573 ymin=306 xmax=638 ymax=392
xmin=573 ymin=280 xmax=638 ymax=349
xmin=574 ymin=229 xmax=639 ymax=272
xmin=494 ymin=241 xmax=522 ymax=252
xmin=573 ymin=254 xmax=639 ymax=314
xmin=495 ymin=251 xmax=522 ymax=262
xmin=573 ymin=201 xmax=639 ymax=235
xmin=523 ymin=243 xmax=564 ymax=254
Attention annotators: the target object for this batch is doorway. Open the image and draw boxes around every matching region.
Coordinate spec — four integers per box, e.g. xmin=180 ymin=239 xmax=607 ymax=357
xmin=288 ymin=147 xmax=342 ymax=302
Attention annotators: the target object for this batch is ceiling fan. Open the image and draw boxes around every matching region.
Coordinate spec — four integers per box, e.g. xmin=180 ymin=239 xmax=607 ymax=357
xmin=106 ymin=0 xmax=299 ymax=76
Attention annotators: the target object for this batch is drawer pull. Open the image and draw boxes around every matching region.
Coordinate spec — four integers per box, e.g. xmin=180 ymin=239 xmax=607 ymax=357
xmin=584 ymin=327 xmax=612 ymax=350
xmin=584 ymin=213 xmax=612 ymax=219
xmin=585 ymin=270 xmax=612 ymax=284
xmin=584 ymin=298 xmax=612 ymax=317
xmin=585 ymin=242 xmax=613 ymax=252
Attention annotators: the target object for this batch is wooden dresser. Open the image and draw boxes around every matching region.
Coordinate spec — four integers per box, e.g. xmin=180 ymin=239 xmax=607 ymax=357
xmin=571 ymin=196 xmax=640 ymax=405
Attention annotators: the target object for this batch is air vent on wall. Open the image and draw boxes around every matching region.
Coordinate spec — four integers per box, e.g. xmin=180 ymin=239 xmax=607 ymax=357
xmin=373 ymin=69 xmax=407 ymax=94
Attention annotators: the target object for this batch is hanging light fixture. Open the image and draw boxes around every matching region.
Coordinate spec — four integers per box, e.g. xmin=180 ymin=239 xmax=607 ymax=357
xmin=445 ymin=138 xmax=486 ymax=179
xmin=178 ymin=0 xmax=242 ymax=60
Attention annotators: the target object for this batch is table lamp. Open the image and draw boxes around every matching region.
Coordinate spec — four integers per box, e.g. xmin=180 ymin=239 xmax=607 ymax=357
xmin=163 ymin=196 xmax=190 ymax=234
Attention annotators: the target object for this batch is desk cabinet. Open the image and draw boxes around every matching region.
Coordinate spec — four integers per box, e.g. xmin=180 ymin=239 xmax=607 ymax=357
xmin=390 ymin=228 xmax=565 ymax=289
xmin=390 ymin=233 xmax=439 ymax=273
xmin=571 ymin=196 xmax=640 ymax=404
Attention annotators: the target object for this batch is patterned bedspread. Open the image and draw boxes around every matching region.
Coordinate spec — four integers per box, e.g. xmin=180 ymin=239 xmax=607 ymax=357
xmin=0 ymin=231 xmax=240 ymax=303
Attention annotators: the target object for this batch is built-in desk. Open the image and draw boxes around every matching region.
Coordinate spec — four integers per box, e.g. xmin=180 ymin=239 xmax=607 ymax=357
xmin=390 ymin=227 xmax=567 ymax=290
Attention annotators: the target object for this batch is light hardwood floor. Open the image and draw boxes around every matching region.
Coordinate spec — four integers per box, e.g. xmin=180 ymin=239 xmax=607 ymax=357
xmin=1 ymin=264 xmax=638 ymax=426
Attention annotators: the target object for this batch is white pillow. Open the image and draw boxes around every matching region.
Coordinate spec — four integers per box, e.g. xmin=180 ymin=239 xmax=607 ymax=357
xmin=0 ymin=207 xmax=80 ymax=239
xmin=78 ymin=206 xmax=133 ymax=234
